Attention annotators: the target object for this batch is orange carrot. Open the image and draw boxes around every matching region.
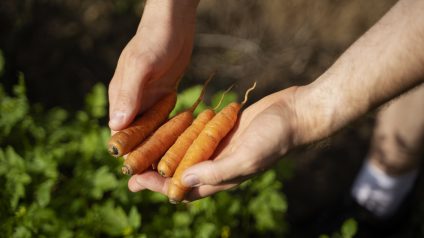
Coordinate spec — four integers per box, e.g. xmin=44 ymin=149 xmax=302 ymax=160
xmin=157 ymin=109 xmax=215 ymax=177
xmin=121 ymin=75 xmax=214 ymax=176
xmin=168 ymin=82 xmax=256 ymax=203
xmin=157 ymin=85 xmax=233 ymax=178
xmin=152 ymin=160 xmax=160 ymax=171
xmin=107 ymin=92 xmax=177 ymax=157
xmin=122 ymin=111 xmax=194 ymax=175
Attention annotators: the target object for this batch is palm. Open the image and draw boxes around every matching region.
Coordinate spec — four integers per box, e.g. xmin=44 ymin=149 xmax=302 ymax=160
xmin=127 ymin=88 xmax=297 ymax=202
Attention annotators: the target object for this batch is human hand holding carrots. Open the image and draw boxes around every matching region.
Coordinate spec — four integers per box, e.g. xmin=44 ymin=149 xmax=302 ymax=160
xmin=111 ymin=0 xmax=424 ymax=204
xmin=108 ymin=0 xmax=199 ymax=131
xmin=128 ymin=87 xmax=299 ymax=202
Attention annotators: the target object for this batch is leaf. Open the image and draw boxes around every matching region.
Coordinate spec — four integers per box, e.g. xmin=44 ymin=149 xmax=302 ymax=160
xmin=95 ymin=202 xmax=131 ymax=236
xmin=128 ymin=206 xmax=141 ymax=230
xmin=341 ymin=218 xmax=357 ymax=238
xmin=80 ymin=130 xmax=101 ymax=159
xmin=14 ymin=73 xmax=26 ymax=96
xmin=46 ymin=108 xmax=68 ymax=130
xmin=173 ymin=211 xmax=192 ymax=227
xmin=85 ymin=83 xmax=107 ymax=118
xmin=148 ymin=192 xmax=168 ymax=203
xmin=36 ymin=179 xmax=55 ymax=207
xmin=268 ymin=191 xmax=287 ymax=212
xmin=91 ymin=166 xmax=118 ymax=199
xmin=0 ymin=75 xmax=29 ymax=136
xmin=196 ymin=222 xmax=217 ymax=238
xmin=13 ymin=226 xmax=32 ymax=238
xmin=247 ymin=171 xmax=287 ymax=232
xmin=3 ymin=147 xmax=31 ymax=210
xmin=251 ymin=170 xmax=278 ymax=191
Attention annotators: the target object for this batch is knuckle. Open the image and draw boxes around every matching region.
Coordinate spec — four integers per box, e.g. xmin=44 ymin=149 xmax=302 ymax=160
xmin=207 ymin=162 xmax=225 ymax=185
xmin=126 ymin=51 xmax=155 ymax=73
xmin=116 ymin=91 xmax=135 ymax=107
xmin=239 ymin=152 xmax=262 ymax=177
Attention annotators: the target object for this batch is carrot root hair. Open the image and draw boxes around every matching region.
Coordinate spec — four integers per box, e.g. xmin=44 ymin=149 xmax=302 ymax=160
xmin=188 ymin=71 xmax=216 ymax=112
xmin=241 ymin=81 xmax=257 ymax=106
xmin=213 ymin=84 xmax=234 ymax=111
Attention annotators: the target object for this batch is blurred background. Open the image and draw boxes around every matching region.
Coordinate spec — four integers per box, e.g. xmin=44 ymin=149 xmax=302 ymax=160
xmin=1 ymin=0 xmax=424 ymax=237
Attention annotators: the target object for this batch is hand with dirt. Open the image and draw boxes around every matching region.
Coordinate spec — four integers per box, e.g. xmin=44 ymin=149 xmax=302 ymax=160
xmin=108 ymin=0 xmax=199 ymax=131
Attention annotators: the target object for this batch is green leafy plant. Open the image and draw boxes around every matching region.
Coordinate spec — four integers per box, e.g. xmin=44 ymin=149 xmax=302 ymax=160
xmin=319 ymin=218 xmax=358 ymax=238
xmin=0 ymin=63 xmax=289 ymax=237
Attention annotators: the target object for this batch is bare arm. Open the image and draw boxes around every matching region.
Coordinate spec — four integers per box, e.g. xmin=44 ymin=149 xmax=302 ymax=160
xmin=294 ymin=0 xmax=424 ymax=146
xmin=128 ymin=0 xmax=424 ymax=200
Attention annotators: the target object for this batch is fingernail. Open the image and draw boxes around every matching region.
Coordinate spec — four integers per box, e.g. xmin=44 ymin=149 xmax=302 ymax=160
xmin=182 ymin=174 xmax=200 ymax=187
xmin=109 ymin=111 xmax=126 ymax=129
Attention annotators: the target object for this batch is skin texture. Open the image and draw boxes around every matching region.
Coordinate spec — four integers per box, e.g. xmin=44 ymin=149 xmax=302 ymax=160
xmin=108 ymin=0 xmax=199 ymax=131
xmin=114 ymin=0 xmax=424 ymax=201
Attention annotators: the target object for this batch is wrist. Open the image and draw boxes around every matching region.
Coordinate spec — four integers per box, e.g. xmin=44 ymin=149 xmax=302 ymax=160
xmin=145 ymin=0 xmax=199 ymax=9
xmin=137 ymin=0 xmax=198 ymax=35
xmin=291 ymin=78 xmax=340 ymax=146
xmin=141 ymin=0 xmax=199 ymax=24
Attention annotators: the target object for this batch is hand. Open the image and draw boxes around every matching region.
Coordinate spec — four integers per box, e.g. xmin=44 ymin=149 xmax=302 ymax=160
xmin=127 ymin=87 xmax=299 ymax=202
xmin=108 ymin=0 xmax=199 ymax=131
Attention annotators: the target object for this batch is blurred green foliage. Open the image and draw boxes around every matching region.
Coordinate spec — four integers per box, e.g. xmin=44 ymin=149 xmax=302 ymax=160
xmin=0 ymin=60 xmax=288 ymax=237
xmin=319 ymin=218 xmax=357 ymax=238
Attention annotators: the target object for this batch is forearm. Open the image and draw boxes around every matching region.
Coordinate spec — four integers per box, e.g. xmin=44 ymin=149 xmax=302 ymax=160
xmin=138 ymin=0 xmax=199 ymax=31
xmin=293 ymin=0 xmax=424 ymax=146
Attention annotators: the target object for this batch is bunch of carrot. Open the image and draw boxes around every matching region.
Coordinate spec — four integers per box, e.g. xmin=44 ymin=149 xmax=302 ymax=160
xmin=108 ymin=76 xmax=256 ymax=204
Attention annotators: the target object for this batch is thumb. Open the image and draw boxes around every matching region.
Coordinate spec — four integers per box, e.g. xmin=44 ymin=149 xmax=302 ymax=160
xmin=109 ymin=58 xmax=152 ymax=130
xmin=181 ymin=152 xmax=255 ymax=187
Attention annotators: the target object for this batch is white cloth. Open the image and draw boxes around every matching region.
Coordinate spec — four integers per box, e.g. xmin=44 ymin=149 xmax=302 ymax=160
xmin=351 ymin=160 xmax=418 ymax=218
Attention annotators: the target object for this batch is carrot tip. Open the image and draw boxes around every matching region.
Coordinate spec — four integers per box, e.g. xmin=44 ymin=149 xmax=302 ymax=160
xmin=108 ymin=145 xmax=120 ymax=157
xmin=121 ymin=165 xmax=133 ymax=176
xmin=158 ymin=170 xmax=167 ymax=177
xmin=169 ymin=199 xmax=179 ymax=204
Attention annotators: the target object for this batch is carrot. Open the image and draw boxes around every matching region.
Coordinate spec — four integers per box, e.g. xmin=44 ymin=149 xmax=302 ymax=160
xmin=152 ymin=160 xmax=160 ymax=171
xmin=107 ymin=92 xmax=177 ymax=157
xmin=157 ymin=86 xmax=233 ymax=178
xmin=167 ymin=82 xmax=256 ymax=204
xmin=157 ymin=109 xmax=215 ymax=177
xmin=121 ymin=75 xmax=214 ymax=176
xmin=122 ymin=111 xmax=193 ymax=175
